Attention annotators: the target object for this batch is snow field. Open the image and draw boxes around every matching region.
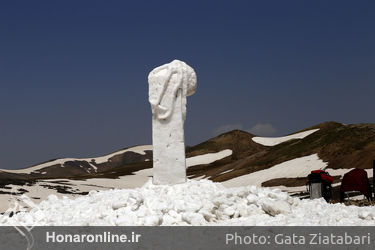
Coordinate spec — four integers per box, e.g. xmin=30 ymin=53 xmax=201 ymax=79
xmin=2 ymin=179 xmax=375 ymax=226
xmin=223 ymin=154 xmax=327 ymax=187
xmin=186 ymin=149 xmax=232 ymax=167
xmin=252 ymin=129 xmax=319 ymax=146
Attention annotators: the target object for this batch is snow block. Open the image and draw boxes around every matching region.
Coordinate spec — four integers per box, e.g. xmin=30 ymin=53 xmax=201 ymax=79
xmin=148 ymin=60 xmax=197 ymax=185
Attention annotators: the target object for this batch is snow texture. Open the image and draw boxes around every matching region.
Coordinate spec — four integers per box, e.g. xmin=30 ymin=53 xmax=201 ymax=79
xmin=187 ymin=149 xmax=232 ymax=167
xmin=0 ymin=149 xmax=235 ymax=213
xmin=2 ymin=179 xmax=375 ymax=226
xmin=148 ymin=60 xmax=197 ymax=185
xmin=223 ymin=154 xmax=327 ymax=187
xmin=252 ymin=129 xmax=319 ymax=146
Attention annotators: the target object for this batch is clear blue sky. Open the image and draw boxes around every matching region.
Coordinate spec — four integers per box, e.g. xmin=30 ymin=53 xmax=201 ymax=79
xmin=1 ymin=0 xmax=374 ymax=169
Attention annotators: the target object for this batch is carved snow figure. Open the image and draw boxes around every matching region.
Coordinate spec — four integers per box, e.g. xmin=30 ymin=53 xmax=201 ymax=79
xmin=148 ymin=60 xmax=197 ymax=185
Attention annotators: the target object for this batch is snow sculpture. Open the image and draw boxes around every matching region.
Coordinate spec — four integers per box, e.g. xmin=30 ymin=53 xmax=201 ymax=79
xmin=148 ymin=60 xmax=197 ymax=185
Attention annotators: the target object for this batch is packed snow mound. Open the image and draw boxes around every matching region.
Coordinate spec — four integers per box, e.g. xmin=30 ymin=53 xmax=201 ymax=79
xmin=1 ymin=179 xmax=375 ymax=226
xmin=252 ymin=129 xmax=319 ymax=146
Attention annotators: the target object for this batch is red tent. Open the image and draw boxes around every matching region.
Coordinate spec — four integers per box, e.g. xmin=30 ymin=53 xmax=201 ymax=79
xmin=340 ymin=168 xmax=372 ymax=202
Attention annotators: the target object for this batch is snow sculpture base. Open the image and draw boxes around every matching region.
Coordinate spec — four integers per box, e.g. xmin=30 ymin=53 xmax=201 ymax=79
xmin=148 ymin=60 xmax=197 ymax=185
xmin=152 ymin=89 xmax=186 ymax=185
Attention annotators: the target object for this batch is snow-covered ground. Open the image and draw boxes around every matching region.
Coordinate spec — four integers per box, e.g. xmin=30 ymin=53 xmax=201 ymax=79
xmin=252 ymin=129 xmax=319 ymax=146
xmin=0 ymin=150 xmax=233 ymax=213
xmin=2 ymin=179 xmax=375 ymax=226
xmin=0 ymin=170 xmax=154 ymax=214
xmin=1 ymin=146 xmax=372 ymax=226
xmin=223 ymin=154 xmax=327 ymax=187
xmin=187 ymin=149 xmax=232 ymax=167
xmin=1 ymin=151 xmax=362 ymax=214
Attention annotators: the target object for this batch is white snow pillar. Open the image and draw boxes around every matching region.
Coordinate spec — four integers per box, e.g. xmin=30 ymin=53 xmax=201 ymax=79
xmin=148 ymin=60 xmax=197 ymax=185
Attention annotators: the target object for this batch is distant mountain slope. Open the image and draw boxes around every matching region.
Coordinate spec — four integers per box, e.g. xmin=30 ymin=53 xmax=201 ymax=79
xmin=0 ymin=145 xmax=153 ymax=186
xmin=1 ymin=121 xmax=375 ymax=209
xmin=186 ymin=129 xmax=265 ymax=159
xmin=199 ymin=122 xmax=375 ymax=188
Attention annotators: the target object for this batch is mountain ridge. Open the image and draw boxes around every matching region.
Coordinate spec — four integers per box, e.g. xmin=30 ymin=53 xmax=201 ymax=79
xmin=1 ymin=121 xmax=374 ymax=203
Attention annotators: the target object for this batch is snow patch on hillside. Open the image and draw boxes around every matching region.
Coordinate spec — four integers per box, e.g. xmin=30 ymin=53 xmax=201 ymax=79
xmin=223 ymin=154 xmax=327 ymax=187
xmin=252 ymin=129 xmax=319 ymax=146
xmin=94 ymin=145 xmax=152 ymax=164
xmin=187 ymin=149 xmax=232 ymax=167
xmin=0 ymin=146 xmax=230 ymax=175
xmin=0 ymin=145 xmax=152 ymax=174
xmin=2 ymin=179 xmax=375 ymax=226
